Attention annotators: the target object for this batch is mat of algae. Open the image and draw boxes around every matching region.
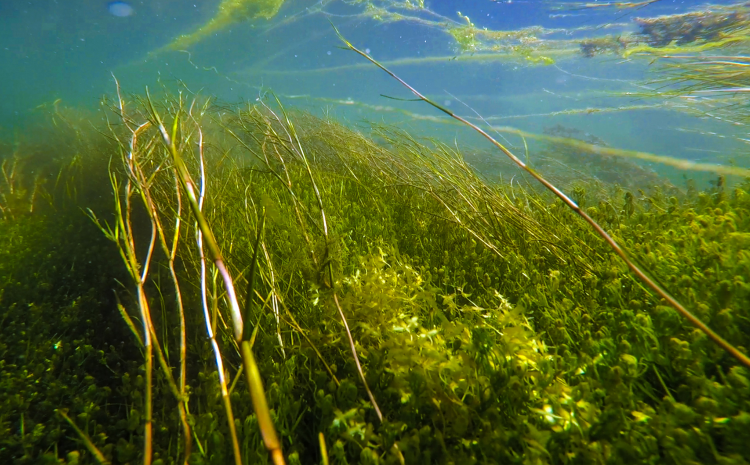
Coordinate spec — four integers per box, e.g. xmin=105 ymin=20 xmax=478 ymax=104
xmin=1 ymin=1 xmax=750 ymax=465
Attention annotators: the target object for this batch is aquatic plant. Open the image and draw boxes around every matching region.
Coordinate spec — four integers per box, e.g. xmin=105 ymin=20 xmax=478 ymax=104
xmin=579 ymin=37 xmax=626 ymax=58
xmin=536 ymin=124 xmax=672 ymax=194
xmin=642 ymin=54 xmax=750 ymax=128
xmin=0 ymin=105 xmax=91 ymax=220
xmin=158 ymin=0 xmax=287 ymax=52
xmin=8 ymin=2 xmax=750 ymax=465
xmin=2 ymin=56 xmax=750 ymax=465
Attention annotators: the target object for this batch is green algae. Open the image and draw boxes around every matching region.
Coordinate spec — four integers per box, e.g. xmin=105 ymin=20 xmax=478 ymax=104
xmin=157 ymin=0 xmax=287 ymax=52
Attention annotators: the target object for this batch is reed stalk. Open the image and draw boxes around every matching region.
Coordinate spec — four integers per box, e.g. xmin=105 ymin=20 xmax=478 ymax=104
xmin=88 ymin=118 xmax=157 ymax=465
xmin=145 ymin=90 xmax=286 ymax=465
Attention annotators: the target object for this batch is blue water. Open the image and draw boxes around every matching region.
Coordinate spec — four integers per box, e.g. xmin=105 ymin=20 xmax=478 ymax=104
xmin=0 ymin=0 xmax=746 ymax=186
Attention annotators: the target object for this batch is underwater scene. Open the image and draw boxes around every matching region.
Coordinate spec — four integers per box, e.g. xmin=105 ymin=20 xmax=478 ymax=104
xmin=2 ymin=0 xmax=750 ymax=464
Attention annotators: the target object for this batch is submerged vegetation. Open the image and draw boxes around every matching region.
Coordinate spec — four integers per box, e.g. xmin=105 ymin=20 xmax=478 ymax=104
xmin=155 ymin=0 xmax=287 ymax=52
xmin=2 ymin=2 xmax=750 ymax=464
xmin=1 ymin=77 xmax=750 ymax=464
xmin=645 ymin=53 xmax=750 ymax=126
xmin=151 ymin=0 xmax=750 ymax=65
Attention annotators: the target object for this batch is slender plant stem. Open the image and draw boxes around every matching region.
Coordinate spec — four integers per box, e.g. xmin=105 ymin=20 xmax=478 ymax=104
xmin=333 ymin=293 xmax=383 ymax=421
xmin=195 ymin=124 xmax=243 ymax=465
xmin=240 ymin=340 xmax=285 ymax=465
xmin=57 ymin=410 xmax=111 ymax=465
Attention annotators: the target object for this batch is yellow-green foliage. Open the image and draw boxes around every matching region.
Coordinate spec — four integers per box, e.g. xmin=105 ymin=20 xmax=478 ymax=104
xmin=162 ymin=0 xmax=286 ymax=50
xmin=316 ymin=246 xmax=583 ymax=463
xmin=446 ymin=15 xmax=556 ymax=64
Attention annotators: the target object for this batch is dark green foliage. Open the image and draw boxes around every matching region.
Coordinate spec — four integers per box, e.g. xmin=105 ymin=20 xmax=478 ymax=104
xmin=0 ymin=207 xmax=130 ymax=463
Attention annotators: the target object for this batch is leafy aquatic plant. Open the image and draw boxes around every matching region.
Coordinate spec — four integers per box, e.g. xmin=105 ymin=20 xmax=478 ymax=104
xmin=1 ymin=76 xmax=750 ymax=465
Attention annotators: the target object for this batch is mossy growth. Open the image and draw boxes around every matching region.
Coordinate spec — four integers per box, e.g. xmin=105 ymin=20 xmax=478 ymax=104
xmin=1 ymin=94 xmax=749 ymax=465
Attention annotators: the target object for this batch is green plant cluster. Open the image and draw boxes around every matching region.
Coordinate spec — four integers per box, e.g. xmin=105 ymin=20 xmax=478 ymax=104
xmin=304 ymin=246 xmax=575 ymax=464
xmin=0 ymin=108 xmax=144 ymax=464
xmin=0 ymin=196 xmax=133 ymax=464
xmin=1 ymin=95 xmax=749 ymax=465
xmin=578 ymin=37 xmax=626 ymax=59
